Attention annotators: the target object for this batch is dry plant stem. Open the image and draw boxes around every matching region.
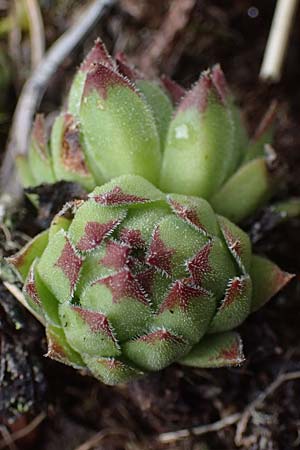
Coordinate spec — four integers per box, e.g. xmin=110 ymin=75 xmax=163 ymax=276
xmin=0 ymin=412 xmax=46 ymax=450
xmin=157 ymin=370 xmax=300 ymax=445
xmin=3 ymin=281 xmax=46 ymax=326
xmin=25 ymin=0 xmax=45 ymax=68
xmin=0 ymin=0 xmax=116 ymax=199
xmin=260 ymin=0 xmax=299 ymax=82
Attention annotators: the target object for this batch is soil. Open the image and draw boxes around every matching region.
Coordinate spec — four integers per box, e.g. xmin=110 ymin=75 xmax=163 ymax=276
xmin=1 ymin=1 xmax=300 ymax=449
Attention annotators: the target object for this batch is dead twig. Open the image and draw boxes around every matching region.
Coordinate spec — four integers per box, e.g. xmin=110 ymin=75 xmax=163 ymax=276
xmin=157 ymin=370 xmax=300 ymax=445
xmin=0 ymin=412 xmax=46 ymax=450
xmin=0 ymin=0 xmax=116 ymax=200
xmin=25 ymin=0 xmax=45 ymax=68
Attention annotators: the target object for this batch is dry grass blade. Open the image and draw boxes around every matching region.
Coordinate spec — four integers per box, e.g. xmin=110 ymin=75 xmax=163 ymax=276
xmin=260 ymin=0 xmax=299 ymax=81
xmin=25 ymin=0 xmax=45 ymax=68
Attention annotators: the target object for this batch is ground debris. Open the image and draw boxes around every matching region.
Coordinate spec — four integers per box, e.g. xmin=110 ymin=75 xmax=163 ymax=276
xmin=0 ymin=284 xmax=47 ymax=444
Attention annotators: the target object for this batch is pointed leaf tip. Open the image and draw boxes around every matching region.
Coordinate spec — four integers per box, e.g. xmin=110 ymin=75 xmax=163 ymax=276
xmin=80 ymin=38 xmax=115 ymax=72
xmin=83 ymin=63 xmax=136 ymax=100
xmin=211 ymin=64 xmax=230 ymax=103
xmin=177 ymin=71 xmax=223 ymax=113
xmin=250 ymin=255 xmax=294 ymax=312
xmin=160 ymin=75 xmax=186 ymax=104
xmin=180 ymin=332 xmax=245 ymax=368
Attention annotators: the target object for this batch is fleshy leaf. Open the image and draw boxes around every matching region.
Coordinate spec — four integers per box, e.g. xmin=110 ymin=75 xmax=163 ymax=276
xmin=179 ymin=331 xmax=244 ymax=368
xmin=7 ymin=230 xmax=49 ymax=282
xmin=211 ymin=158 xmax=274 ymax=223
xmin=154 ymin=281 xmax=216 ymax=343
xmin=186 ymin=238 xmax=236 ymax=300
xmin=208 ymin=276 xmax=252 ymax=333
xmin=80 ymin=63 xmax=161 ymax=185
xmin=146 ymin=215 xmax=208 ymax=278
xmin=136 ymin=80 xmax=173 ymax=151
xmin=211 ymin=64 xmax=249 ymax=167
xmin=217 ymin=215 xmax=252 ymax=272
xmin=59 ymin=303 xmax=121 ymax=357
xmin=38 ymin=231 xmax=83 ymax=303
xmin=250 ymin=255 xmax=294 ymax=312
xmin=49 ymin=213 xmax=72 ymax=240
xmin=68 ymin=199 xmax=126 ymax=252
xmin=46 ymin=324 xmax=85 ymax=368
xmin=167 ymin=193 xmax=220 ymax=236
xmin=83 ymin=356 xmax=144 ymax=385
xmin=160 ymin=71 xmax=234 ymax=198
xmin=81 ymin=269 xmax=153 ymax=341
xmin=123 ymin=329 xmax=191 ymax=371
xmin=90 ymin=174 xmax=166 ymax=206
xmin=68 ymin=38 xmax=115 ymax=117
xmin=118 ymin=203 xmax=170 ymax=247
xmin=24 ymin=259 xmax=60 ymax=326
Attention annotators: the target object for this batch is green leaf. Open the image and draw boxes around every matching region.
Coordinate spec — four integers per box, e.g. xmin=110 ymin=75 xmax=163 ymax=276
xmin=211 ymin=158 xmax=274 ymax=223
xmin=154 ymin=281 xmax=216 ymax=343
xmin=7 ymin=230 xmax=49 ymax=282
xmin=208 ymin=276 xmax=252 ymax=333
xmin=83 ymin=356 xmax=144 ymax=385
xmin=136 ymin=80 xmax=173 ymax=151
xmin=59 ymin=303 xmax=121 ymax=357
xmin=123 ymin=329 xmax=191 ymax=371
xmin=23 ymin=259 xmax=61 ymax=326
xmin=250 ymin=255 xmax=294 ymax=312
xmin=38 ymin=231 xmax=83 ymax=303
xmin=160 ymin=72 xmax=234 ymax=198
xmin=68 ymin=38 xmax=115 ymax=117
xmin=80 ymin=64 xmax=161 ymax=185
xmin=179 ymin=331 xmax=244 ymax=368
xmin=46 ymin=324 xmax=86 ymax=368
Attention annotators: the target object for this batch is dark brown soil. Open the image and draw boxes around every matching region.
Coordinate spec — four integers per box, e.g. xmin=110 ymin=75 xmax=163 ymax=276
xmin=1 ymin=1 xmax=300 ymax=449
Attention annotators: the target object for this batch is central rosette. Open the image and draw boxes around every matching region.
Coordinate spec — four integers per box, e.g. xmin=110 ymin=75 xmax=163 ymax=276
xmin=17 ymin=174 xmax=289 ymax=385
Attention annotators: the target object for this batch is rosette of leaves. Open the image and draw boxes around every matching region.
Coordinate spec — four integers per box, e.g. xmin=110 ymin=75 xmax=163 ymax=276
xmin=17 ymin=39 xmax=277 ymax=224
xmin=8 ymin=175 xmax=293 ymax=385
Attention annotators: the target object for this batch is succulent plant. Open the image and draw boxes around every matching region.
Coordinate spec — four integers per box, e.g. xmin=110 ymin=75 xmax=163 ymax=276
xmin=8 ymin=174 xmax=292 ymax=385
xmin=17 ymin=39 xmax=277 ymax=223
